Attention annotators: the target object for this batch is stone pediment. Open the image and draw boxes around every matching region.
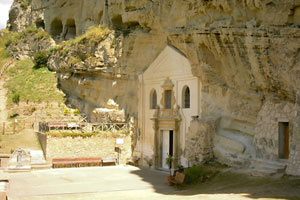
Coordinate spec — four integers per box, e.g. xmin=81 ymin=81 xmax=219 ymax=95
xmin=143 ymin=46 xmax=193 ymax=80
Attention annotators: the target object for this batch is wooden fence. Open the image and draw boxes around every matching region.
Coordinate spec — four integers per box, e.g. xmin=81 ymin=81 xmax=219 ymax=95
xmin=0 ymin=120 xmax=33 ymax=135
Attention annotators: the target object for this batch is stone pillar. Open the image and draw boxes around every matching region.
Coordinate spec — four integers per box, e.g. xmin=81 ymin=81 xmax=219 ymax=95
xmin=153 ymin=119 xmax=160 ymax=168
xmin=185 ymin=118 xmax=215 ymax=166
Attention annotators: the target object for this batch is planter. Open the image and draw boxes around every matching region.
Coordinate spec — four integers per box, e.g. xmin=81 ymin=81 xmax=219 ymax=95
xmin=166 ymin=176 xmax=174 ymax=186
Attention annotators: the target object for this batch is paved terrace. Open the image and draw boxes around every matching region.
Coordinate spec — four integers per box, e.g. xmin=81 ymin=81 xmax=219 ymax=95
xmin=6 ymin=166 xmax=300 ymax=200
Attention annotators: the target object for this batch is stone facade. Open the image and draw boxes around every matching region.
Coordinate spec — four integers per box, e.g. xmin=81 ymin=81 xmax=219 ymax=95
xmin=137 ymin=46 xmax=200 ymax=169
xmin=254 ymin=101 xmax=294 ymax=161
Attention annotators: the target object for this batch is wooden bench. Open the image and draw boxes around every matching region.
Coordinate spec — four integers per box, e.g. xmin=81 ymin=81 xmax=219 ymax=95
xmin=52 ymin=157 xmax=102 ymax=168
xmin=0 ymin=179 xmax=9 ymax=200
xmin=168 ymin=172 xmax=185 ymax=185
xmin=102 ymin=158 xmax=117 ymax=166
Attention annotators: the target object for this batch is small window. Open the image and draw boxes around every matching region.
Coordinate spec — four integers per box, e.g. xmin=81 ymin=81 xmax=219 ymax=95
xmin=150 ymin=89 xmax=157 ymax=109
xmin=164 ymin=90 xmax=172 ymax=109
xmin=183 ymin=86 xmax=190 ymax=108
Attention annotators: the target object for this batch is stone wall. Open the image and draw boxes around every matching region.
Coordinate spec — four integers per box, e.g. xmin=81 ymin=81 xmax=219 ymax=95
xmin=37 ymin=132 xmax=47 ymax=158
xmin=44 ymin=134 xmax=132 ymax=164
xmin=254 ymin=100 xmax=294 ymax=161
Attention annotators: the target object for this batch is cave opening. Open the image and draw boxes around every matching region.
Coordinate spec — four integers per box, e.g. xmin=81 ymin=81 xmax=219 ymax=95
xmin=111 ymin=15 xmax=124 ymax=29
xmin=50 ymin=18 xmax=63 ymax=38
xmin=64 ymin=19 xmax=77 ymax=40
xmin=35 ymin=19 xmax=45 ymax=29
xmin=98 ymin=11 xmax=103 ymax=24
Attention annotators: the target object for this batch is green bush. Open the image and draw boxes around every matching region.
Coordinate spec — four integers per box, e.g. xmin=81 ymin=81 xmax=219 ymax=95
xmin=184 ymin=166 xmax=215 ymax=185
xmin=33 ymin=51 xmax=49 ymax=69
xmin=73 ymin=109 xmax=80 ymax=115
xmin=18 ymin=0 xmax=32 ymax=9
xmin=4 ymin=39 xmax=12 ymax=47
xmin=12 ymin=93 xmax=20 ymax=104
xmin=9 ymin=113 xmax=19 ymax=119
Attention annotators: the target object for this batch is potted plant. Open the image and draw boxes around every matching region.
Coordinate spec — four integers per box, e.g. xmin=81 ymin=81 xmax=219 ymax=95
xmin=166 ymin=154 xmax=174 ymax=185
xmin=177 ymin=165 xmax=184 ymax=173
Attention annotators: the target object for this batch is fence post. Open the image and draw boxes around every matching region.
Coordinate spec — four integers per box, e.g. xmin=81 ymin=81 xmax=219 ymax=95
xmin=13 ymin=121 xmax=16 ymax=134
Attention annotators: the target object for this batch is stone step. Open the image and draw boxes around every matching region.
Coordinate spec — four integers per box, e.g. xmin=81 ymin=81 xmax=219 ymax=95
xmin=251 ymin=158 xmax=287 ymax=177
xmin=5 ymin=165 xmax=31 ymax=173
xmin=251 ymin=168 xmax=277 ymax=177
xmin=31 ymin=163 xmax=52 ymax=170
xmin=30 ymin=150 xmax=46 ymax=165
xmin=252 ymin=159 xmax=287 ymax=170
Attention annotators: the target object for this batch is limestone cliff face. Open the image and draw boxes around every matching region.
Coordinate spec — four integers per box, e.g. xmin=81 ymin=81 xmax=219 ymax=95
xmin=7 ymin=0 xmax=300 ymax=173
xmin=7 ymin=0 xmax=44 ymax=31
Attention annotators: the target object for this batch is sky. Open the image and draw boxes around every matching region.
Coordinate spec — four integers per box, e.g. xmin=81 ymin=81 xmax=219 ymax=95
xmin=0 ymin=0 xmax=14 ymax=29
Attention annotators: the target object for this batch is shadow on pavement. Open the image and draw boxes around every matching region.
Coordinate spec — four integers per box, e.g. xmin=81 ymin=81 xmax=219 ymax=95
xmin=130 ymin=167 xmax=300 ymax=200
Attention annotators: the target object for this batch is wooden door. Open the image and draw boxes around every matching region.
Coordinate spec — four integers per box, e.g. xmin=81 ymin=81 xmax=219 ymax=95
xmin=284 ymin=125 xmax=290 ymax=158
xmin=279 ymin=122 xmax=289 ymax=159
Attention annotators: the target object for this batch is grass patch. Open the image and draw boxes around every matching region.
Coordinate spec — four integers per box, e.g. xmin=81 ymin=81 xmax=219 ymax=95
xmin=0 ymin=30 xmax=12 ymax=70
xmin=46 ymin=130 xmax=130 ymax=138
xmin=4 ymin=59 xmax=64 ymax=105
xmin=0 ymin=129 xmax=41 ymax=154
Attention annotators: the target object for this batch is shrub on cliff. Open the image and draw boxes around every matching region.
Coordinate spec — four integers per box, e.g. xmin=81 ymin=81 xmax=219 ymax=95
xmin=17 ymin=0 xmax=32 ymax=9
xmin=64 ymin=25 xmax=112 ymax=47
xmin=33 ymin=51 xmax=49 ymax=69
xmin=5 ymin=26 xmax=38 ymax=47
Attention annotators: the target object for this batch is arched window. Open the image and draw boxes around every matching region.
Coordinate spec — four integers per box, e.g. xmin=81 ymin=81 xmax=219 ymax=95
xmin=150 ymin=89 xmax=157 ymax=109
xmin=183 ymin=86 xmax=190 ymax=109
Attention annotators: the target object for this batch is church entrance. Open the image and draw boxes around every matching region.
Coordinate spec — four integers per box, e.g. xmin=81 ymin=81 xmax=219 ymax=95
xmin=162 ymin=130 xmax=174 ymax=169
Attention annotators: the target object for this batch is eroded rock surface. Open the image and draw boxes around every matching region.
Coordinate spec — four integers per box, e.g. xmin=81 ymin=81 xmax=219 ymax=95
xmin=7 ymin=0 xmax=300 ymax=175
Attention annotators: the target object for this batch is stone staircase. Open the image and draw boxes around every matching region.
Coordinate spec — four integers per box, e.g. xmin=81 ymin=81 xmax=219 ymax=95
xmin=251 ymin=158 xmax=287 ymax=177
xmin=30 ymin=150 xmax=52 ymax=170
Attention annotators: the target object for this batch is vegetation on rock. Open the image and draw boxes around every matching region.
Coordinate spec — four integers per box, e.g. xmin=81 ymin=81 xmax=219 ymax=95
xmin=33 ymin=51 xmax=49 ymax=69
xmin=17 ymin=0 xmax=32 ymax=9
xmin=0 ymin=30 xmax=12 ymax=68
